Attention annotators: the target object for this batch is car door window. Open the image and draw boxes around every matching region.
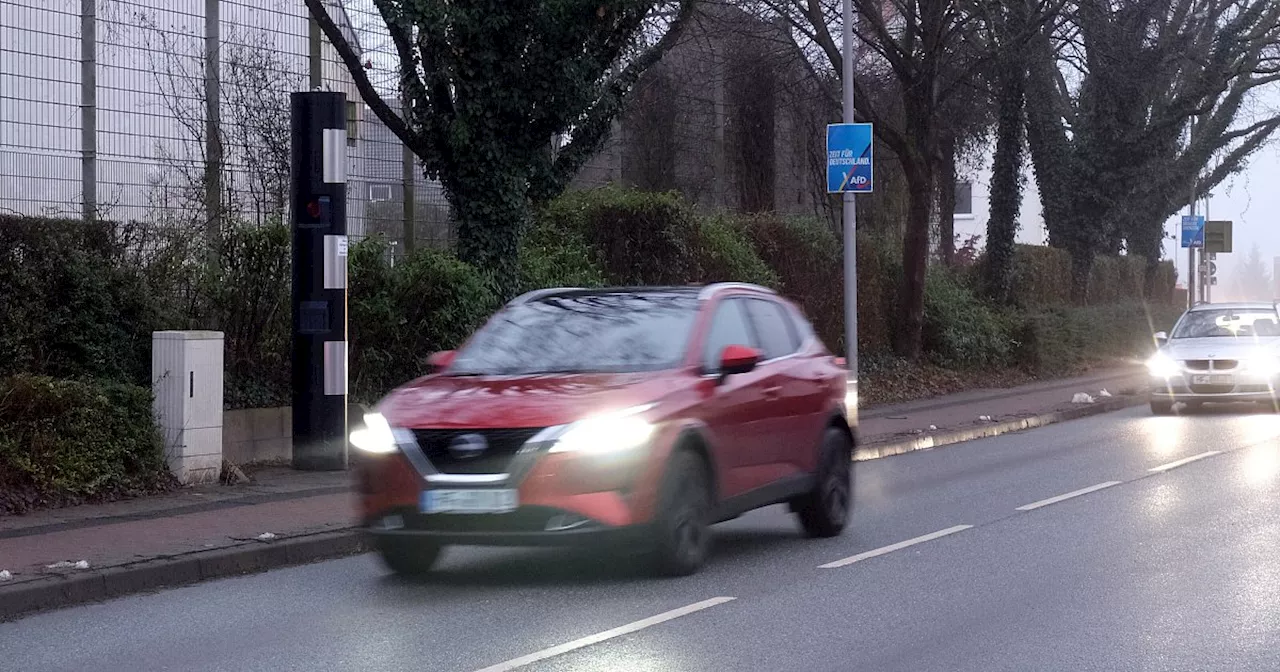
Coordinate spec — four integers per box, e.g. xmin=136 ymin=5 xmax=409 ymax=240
xmin=745 ymin=299 xmax=800 ymax=360
xmin=702 ymin=299 xmax=756 ymax=371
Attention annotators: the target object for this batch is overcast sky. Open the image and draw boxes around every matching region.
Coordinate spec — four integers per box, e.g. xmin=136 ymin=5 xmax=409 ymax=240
xmin=1162 ymin=89 xmax=1280 ymax=297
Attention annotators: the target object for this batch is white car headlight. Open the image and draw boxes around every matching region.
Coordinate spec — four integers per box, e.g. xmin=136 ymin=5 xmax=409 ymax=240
xmin=1147 ymin=353 xmax=1181 ymax=378
xmin=549 ymin=404 xmax=656 ymax=456
xmin=350 ymin=413 xmax=399 ymax=454
xmin=1248 ymin=355 xmax=1280 ymax=377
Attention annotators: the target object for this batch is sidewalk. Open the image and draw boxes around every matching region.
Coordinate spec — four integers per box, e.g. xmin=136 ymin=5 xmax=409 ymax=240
xmin=0 ymin=366 xmax=1149 ymax=619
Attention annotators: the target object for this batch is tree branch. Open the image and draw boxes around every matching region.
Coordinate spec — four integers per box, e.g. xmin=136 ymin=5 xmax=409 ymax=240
xmin=303 ymin=0 xmax=423 ymax=149
xmin=530 ymin=1 xmax=700 ymax=202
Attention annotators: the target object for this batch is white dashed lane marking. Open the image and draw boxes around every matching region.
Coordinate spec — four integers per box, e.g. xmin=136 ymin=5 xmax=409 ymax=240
xmin=1015 ymin=481 xmax=1122 ymax=511
xmin=818 ymin=525 xmax=974 ymax=569
xmin=468 ymin=596 xmax=737 ymax=672
xmin=1149 ymin=451 xmax=1221 ymax=473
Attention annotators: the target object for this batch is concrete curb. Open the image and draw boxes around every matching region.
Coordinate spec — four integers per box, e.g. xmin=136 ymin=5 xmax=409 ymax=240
xmin=0 ymin=527 xmax=367 ymax=623
xmin=855 ymin=394 xmax=1147 ymax=461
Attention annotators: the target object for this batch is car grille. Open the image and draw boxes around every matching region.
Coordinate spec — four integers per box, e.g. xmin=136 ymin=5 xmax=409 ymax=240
xmin=413 ymin=427 xmax=545 ymax=474
xmin=1183 ymin=359 xmax=1238 ymax=371
xmin=1188 ymin=384 xmax=1235 ymax=395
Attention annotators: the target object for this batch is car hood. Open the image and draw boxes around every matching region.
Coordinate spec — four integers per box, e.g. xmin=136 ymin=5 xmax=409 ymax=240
xmin=1163 ymin=337 xmax=1280 ymax=360
xmin=375 ymin=371 xmax=693 ymax=430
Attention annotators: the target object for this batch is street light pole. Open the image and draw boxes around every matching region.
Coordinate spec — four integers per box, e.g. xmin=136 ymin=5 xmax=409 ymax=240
xmin=1188 ymin=123 xmax=1196 ymax=309
xmin=841 ymin=0 xmax=859 ymax=425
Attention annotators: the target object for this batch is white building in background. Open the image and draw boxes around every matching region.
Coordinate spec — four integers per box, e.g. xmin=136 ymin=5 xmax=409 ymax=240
xmin=951 ymin=150 xmax=1049 ymax=249
xmin=0 ymin=0 xmax=370 ymax=233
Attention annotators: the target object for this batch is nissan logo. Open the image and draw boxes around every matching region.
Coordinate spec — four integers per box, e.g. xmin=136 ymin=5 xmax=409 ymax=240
xmin=448 ymin=433 xmax=488 ymax=460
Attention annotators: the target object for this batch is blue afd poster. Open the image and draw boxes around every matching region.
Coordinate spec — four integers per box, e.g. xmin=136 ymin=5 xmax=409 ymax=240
xmin=1181 ymin=215 xmax=1204 ymax=248
xmin=827 ymin=123 xmax=874 ymax=194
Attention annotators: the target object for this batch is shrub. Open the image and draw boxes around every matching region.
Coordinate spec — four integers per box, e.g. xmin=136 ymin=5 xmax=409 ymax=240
xmin=0 ymin=374 xmax=172 ymax=514
xmin=922 ymin=268 xmax=1015 ymax=369
xmin=194 ymin=220 xmax=292 ymax=409
xmin=518 ymin=210 xmax=607 ymax=293
xmin=737 ymin=214 xmax=845 ymax=351
xmin=540 ymin=187 xmax=778 ymax=289
xmin=696 ymin=215 xmax=779 ymax=288
xmin=547 ymin=187 xmax=701 ymax=285
xmin=1012 ymin=303 xmax=1184 ymax=375
xmin=348 ymin=237 xmax=499 ymax=403
xmin=0 ymin=217 xmax=163 ymax=387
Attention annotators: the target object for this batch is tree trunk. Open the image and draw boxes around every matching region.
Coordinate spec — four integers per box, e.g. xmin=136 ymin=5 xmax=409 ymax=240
xmin=440 ymin=159 xmax=529 ymax=295
xmin=897 ymin=161 xmax=935 ymax=360
xmin=936 ymin=136 xmax=957 ymax=266
xmin=984 ymin=59 xmax=1026 ymax=303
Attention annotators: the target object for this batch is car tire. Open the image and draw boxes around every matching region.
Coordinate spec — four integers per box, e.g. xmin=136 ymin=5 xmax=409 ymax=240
xmin=377 ymin=537 xmax=443 ymax=576
xmin=1150 ymin=399 xmax=1174 ymax=416
xmin=651 ymin=450 xmax=713 ymax=577
xmin=795 ymin=427 xmax=853 ymax=539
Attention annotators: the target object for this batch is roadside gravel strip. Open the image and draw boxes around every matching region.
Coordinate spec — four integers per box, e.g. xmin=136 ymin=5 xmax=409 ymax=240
xmin=0 ymin=391 xmax=1145 ymax=622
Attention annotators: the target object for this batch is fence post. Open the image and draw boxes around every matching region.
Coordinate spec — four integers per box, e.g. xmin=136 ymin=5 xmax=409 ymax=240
xmin=712 ymin=45 xmax=727 ymax=209
xmin=309 ymin=16 xmax=323 ymax=88
xmin=610 ymin=119 xmax=623 ymax=183
xmin=80 ymin=0 xmax=97 ymax=220
xmin=402 ymin=95 xmax=416 ymax=252
xmin=204 ymin=0 xmax=222 ymax=249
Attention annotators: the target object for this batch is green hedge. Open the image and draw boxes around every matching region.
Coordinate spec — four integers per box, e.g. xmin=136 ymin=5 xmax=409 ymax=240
xmin=535 ymin=187 xmax=778 ymax=288
xmin=0 ymin=375 xmax=171 ymax=514
xmin=348 ymin=237 xmax=499 ymax=403
xmin=0 ymin=217 xmax=162 ymax=386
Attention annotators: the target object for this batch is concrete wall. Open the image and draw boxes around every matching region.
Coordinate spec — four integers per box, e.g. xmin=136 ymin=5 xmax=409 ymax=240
xmin=223 ymin=407 xmax=292 ymax=465
xmin=222 ymin=403 xmax=369 ymax=465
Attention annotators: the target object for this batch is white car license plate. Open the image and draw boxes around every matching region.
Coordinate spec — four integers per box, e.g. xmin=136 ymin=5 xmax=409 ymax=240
xmin=421 ymin=489 xmax=517 ymax=514
xmin=1192 ymin=374 xmax=1233 ymax=385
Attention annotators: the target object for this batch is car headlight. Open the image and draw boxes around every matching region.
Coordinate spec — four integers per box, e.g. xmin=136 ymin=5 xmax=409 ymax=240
xmin=350 ymin=413 xmax=399 ymax=454
xmin=549 ymin=404 xmax=656 ymax=456
xmin=1248 ymin=355 xmax=1280 ymax=377
xmin=1147 ymin=353 xmax=1181 ymax=378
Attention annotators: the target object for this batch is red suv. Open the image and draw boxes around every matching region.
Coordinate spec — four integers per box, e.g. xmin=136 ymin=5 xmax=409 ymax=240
xmin=352 ymin=283 xmax=855 ymax=576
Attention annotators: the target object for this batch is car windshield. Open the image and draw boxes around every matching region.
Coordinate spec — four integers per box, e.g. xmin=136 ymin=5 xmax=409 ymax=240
xmin=447 ymin=291 xmax=700 ymax=375
xmin=1171 ymin=308 xmax=1280 ymax=339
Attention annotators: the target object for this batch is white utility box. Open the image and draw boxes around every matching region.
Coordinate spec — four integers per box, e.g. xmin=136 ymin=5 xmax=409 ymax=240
xmin=152 ymin=331 xmax=225 ymax=484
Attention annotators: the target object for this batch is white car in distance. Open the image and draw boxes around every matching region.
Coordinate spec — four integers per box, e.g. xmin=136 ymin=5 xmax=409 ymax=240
xmin=1147 ymin=302 xmax=1280 ymax=415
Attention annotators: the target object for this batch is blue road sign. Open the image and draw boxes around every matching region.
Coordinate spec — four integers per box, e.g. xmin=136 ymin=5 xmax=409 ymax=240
xmin=1181 ymin=215 xmax=1205 ymax=248
xmin=827 ymin=123 xmax=874 ymax=194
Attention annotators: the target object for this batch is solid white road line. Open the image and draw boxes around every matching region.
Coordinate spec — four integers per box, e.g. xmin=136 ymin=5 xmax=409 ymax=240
xmin=818 ymin=525 xmax=974 ymax=569
xmin=469 ymin=596 xmax=737 ymax=672
xmin=1149 ymin=450 xmax=1221 ymax=473
xmin=1015 ymin=481 xmax=1122 ymax=511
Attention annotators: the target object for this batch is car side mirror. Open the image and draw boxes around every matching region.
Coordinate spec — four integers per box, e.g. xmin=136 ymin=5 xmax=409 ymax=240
xmin=718 ymin=345 xmax=761 ymax=382
xmin=1153 ymin=332 xmax=1168 ymax=347
xmin=427 ymin=350 xmax=456 ymax=373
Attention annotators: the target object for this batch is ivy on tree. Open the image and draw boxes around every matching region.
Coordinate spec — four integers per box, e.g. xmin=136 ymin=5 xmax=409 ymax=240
xmin=305 ymin=0 xmax=696 ymax=292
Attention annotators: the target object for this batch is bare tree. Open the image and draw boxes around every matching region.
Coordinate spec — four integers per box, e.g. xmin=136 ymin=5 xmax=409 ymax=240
xmin=138 ymin=15 xmax=301 ymax=233
xmin=739 ymin=0 xmax=1054 ymax=357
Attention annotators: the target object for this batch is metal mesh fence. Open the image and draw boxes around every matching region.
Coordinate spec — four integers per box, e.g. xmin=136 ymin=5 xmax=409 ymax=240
xmin=2 ymin=0 xmax=834 ymax=251
xmin=0 ymin=0 xmax=463 ymax=249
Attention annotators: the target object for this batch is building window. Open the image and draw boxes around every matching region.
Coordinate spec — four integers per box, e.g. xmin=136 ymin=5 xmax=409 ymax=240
xmin=369 ymin=184 xmax=392 ymax=202
xmin=954 ymin=181 xmax=973 ymax=215
xmin=346 ymin=101 xmax=359 ymax=146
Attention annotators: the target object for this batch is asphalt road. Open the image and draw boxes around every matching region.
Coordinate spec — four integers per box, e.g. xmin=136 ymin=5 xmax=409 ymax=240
xmin=6 ymin=405 xmax=1280 ymax=671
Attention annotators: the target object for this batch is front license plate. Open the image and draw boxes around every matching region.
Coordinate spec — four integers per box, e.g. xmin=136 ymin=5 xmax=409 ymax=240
xmin=421 ymin=489 xmax=518 ymax=514
xmin=1192 ymin=374 xmax=1233 ymax=385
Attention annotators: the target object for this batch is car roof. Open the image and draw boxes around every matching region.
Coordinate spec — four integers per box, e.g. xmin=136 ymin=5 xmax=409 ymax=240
xmin=1188 ymin=302 xmax=1279 ymax=313
xmin=509 ymin=283 xmax=777 ymax=305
